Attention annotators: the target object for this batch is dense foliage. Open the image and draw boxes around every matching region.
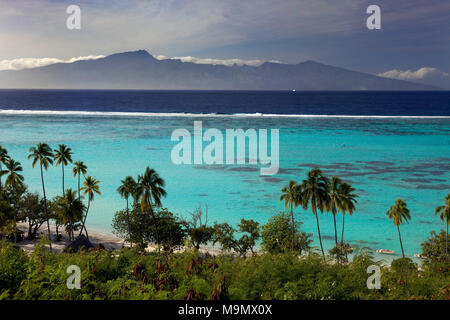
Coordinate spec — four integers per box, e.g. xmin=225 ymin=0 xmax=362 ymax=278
xmin=0 ymin=238 xmax=448 ymax=300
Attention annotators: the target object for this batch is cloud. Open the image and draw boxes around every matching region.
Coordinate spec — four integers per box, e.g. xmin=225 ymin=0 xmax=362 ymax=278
xmin=0 ymin=55 xmax=105 ymax=71
xmin=378 ymin=67 xmax=449 ymax=80
xmin=155 ymin=55 xmax=282 ymax=67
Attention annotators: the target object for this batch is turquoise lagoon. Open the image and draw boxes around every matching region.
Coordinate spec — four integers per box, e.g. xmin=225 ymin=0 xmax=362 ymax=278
xmin=1 ymin=113 xmax=449 ymax=262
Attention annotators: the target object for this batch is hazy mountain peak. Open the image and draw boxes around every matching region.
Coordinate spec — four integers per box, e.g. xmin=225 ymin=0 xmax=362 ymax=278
xmin=105 ymin=49 xmax=155 ymax=60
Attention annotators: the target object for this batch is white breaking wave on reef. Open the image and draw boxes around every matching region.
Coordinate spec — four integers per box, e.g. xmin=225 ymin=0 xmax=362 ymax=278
xmin=0 ymin=109 xmax=449 ymax=119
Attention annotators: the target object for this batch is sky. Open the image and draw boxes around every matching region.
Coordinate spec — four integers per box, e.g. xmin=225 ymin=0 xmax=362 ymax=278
xmin=1 ymin=0 xmax=449 ymax=87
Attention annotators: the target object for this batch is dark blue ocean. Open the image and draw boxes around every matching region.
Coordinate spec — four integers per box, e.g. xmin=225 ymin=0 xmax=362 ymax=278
xmin=0 ymin=90 xmax=449 ymax=115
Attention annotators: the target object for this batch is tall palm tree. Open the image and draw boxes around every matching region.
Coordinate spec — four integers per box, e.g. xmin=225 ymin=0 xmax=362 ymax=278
xmin=435 ymin=193 xmax=450 ymax=260
xmin=280 ymin=180 xmax=301 ymax=250
xmin=0 ymin=145 xmax=10 ymax=192
xmin=340 ymin=182 xmax=358 ymax=245
xmin=28 ymin=143 xmax=54 ymax=248
xmin=301 ymin=168 xmax=330 ymax=258
xmin=137 ymin=167 xmax=166 ymax=246
xmin=328 ymin=176 xmax=343 ymax=246
xmin=386 ymin=198 xmax=411 ymax=258
xmin=55 ymin=189 xmax=85 ymax=241
xmin=54 ymin=144 xmax=73 ymax=195
xmin=73 ymin=161 xmax=87 ymax=200
xmin=1 ymin=159 xmax=24 ymax=242
xmin=79 ymin=176 xmax=100 ymax=239
xmin=117 ymin=176 xmax=137 ymax=247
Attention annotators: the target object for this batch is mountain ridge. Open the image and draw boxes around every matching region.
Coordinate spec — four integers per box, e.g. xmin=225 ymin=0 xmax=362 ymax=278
xmin=0 ymin=50 xmax=438 ymax=90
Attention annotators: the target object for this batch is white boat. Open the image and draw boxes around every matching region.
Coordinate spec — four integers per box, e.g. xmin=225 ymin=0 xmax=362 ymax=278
xmin=376 ymin=249 xmax=395 ymax=254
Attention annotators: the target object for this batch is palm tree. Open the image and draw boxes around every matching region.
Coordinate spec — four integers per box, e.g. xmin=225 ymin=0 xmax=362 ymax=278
xmin=73 ymin=161 xmax=87 ymax=200
xmin=54 ymin=144 xmax=73 ymax=195
xmin=386 ymin=198 xmax=411 ymax=258
xmin=55 ymin=189 xmax=85 ymax=241
xmin=2 ymin=159 xmax=24 ymax=189
xmin=79 ymin=176 xmax=100 ymax=239
xmin=137 ymin=167 xmax=166 ymax=246
xmin=340 ymin=182 xmax=358 ymax=245
xmin=1 ymin=159 xmax=24 ymax=242
xmin=301 ymin=168 xmax=330 ymax=258
xmin=328 ymin=176 xmax=343 ymax=246
xmin=28 ymin=143 xmax=54 ymax=248
xmin=0 ymin=145 xmax=10 ymax=191
xmin=435 ymin=194 xmax=450 ymax=260
xmin=117 ymin=176 xmax=137 ymax=247
xmin=118 ymin=176 xmax=137 ymax=213
xmin=280 ymin=180 xmax=301 ymax=250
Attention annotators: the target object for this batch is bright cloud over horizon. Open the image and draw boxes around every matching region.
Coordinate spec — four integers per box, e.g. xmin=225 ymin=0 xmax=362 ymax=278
xmin=0 ymin=55 xmax=105 ymax=71
xmin=155 ymin=55 xmax=282 ymax=67
xmin=378 ymin=68 xmax=449 ymax=81
xmin=378 ymin=67 xmax=450 ymax=89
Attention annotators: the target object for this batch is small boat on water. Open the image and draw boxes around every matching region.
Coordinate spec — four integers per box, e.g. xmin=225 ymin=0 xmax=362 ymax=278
xmin=376 ymin=249 xmax=395 ymax=254
xmin=414 ymin=254 xmax=426 ymax=259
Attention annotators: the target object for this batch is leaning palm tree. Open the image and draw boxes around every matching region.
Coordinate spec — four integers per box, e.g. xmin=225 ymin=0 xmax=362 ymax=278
xmin=117 ymin=176 xmax=137 ymax=247
xmin=79 ymin=176 xmax=100 ymax=239
xmin=2 ymin=159 xmax=24 ymax=242
xmin=54 ymin=144 xmax=73 ymax=195
xmin=0 ymin=145 xmax=11 ymax=191
xmin=435 ymin=193 xmax=450 ymax=260
xmin=280 ymin=180 xmax=301 ymax=250
xmin=301 ymin=168 xmax=330 ymax=258
xmin=328 ymin=176 xmax=344 ymax=246
xmin=137 ymin=167 xmax=166 ymax=246
xmin=28 ymin=143 xmax=54 ymax=248
xmin=73 ymin=161 xmax=87 ymax=200
xmin=340 ymin=182 xmax=358 ymax=245
xmin=55 ymin=189 xmax=85 ymax=241
xmin=386 ymin=198 xmax=411 ymax=258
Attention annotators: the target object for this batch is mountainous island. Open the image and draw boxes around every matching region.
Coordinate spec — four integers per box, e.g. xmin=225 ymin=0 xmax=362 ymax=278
xmin=0 ymin=50 xmax=438 ymax=90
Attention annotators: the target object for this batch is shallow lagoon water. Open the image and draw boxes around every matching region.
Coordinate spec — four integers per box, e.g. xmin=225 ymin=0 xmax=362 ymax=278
xmin=1 ymin=112 xmax=449 ymax=262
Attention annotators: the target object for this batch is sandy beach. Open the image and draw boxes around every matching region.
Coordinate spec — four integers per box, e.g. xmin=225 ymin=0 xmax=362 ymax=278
xmin=16 ymin=223 xmax=225 ymax=256
xmin=16 ymin=223 xmax=126 ymax=254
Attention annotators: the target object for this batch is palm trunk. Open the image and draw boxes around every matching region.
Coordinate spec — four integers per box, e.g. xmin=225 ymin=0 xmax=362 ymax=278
xmin=446 ymin=222 xmax=448 ymax=260
xmin=62 ymin=163 xmax=65 ymax=194
xmin=149 ymin=204 xmax=160 ymax=251
xmin=314 ymin=207 xmax=325 ymax=258
xmin=333 ymin=212 xmax=338 ymax=246
xmin=79 ymin=199 xmax=90 ymax=239
xmin=341 ymin=214 xmax=345 ymax=245
xmin=77 ymin=173 xmax=80 ymax=200
xmin=40 ymin=161 xmax=52 ymax=249
xmin=126 ymin=197 xmax=132 ymax=248
xmin=397 ymin=225 xmax=405 ymax=258
xmin=290 ymin=206 xmax=295 ymax=251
